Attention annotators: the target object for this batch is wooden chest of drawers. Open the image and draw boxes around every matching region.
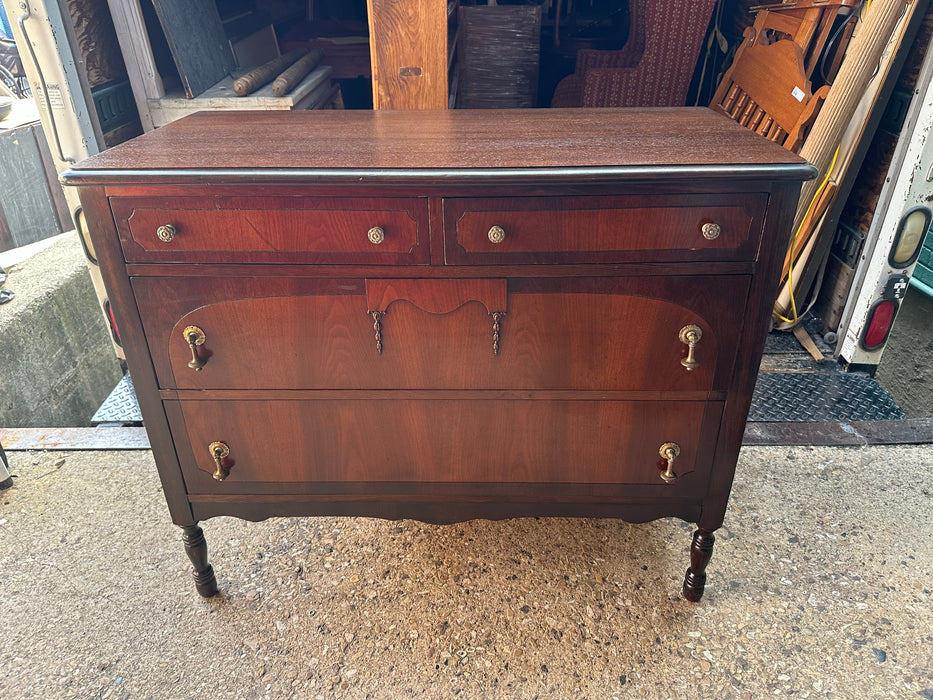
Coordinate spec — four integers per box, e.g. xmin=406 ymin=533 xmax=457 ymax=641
xmin=65 ymin=109 xmax=814 ymax=601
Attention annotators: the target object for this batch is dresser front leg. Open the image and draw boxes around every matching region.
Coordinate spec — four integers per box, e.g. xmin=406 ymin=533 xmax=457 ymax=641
xmin=181 ymin=524 xmax=219 ymax=597
xmin=682 ymin=528 xmax=716 ymax=602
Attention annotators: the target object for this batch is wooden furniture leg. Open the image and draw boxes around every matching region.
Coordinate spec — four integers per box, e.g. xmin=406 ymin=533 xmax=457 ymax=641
xmin=682 ymin=528 xmax=716 ymax=602
xmin=181 ymin=524 xmax=218 ymax=597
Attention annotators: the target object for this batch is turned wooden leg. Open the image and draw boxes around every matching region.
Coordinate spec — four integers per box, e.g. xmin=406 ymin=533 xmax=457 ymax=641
xmin=682 ymin=528 xmax=716 ymax=602
xmin=181 ymin=524 xmax=219 ymax=597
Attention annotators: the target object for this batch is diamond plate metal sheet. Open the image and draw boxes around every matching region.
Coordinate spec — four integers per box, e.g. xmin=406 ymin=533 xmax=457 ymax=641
xmin=749 ymin=371 xmax=906 ymax=422
xmin=91 ymin=373 xmax=143 ymax=425
xmin=763 ymin=330 xmax=806 ymax=353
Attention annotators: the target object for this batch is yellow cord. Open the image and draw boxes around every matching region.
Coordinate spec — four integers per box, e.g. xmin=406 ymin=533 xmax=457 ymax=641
xmin=774 ymin=146 xmax=840 ymax=325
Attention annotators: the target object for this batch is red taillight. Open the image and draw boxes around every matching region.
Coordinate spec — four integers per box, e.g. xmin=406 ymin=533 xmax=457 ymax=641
xmin=104 ymin=299 xmax=122 ymax=346
xmin=860 ymin=299 xmax=898 ymax=351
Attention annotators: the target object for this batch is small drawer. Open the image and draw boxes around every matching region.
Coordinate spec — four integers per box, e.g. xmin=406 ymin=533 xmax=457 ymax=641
xmin=443 ymin=193 xmax=767 ymax=264
xmin=134 ymin=275 xmax=748 ymax=393
xmin=110 ymin=195 xmax=428 ymax=264
xmin=171 ymin=397 xmax=722 ymax=490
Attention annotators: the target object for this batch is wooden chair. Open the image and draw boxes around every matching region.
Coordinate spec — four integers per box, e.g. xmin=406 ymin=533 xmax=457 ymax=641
xmin=550 ymin=0 xmax=716 ymax=108
xmin=710 ymin=29 xmax=828 ymax=152
xmin=744 ymin=0 xmax=859 ymax=79
xmin=710 ymin=1 xmax=857 ymax=151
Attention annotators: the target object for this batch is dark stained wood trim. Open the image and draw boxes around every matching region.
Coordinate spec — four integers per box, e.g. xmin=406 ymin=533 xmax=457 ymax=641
xmin=62 ymin=164 xmax=818 ymax=186
xmin=191 ymin=499 xmax=703 ymax=525
xmin=157 ymin=389 xmax=728 ymax=402
xmin=125 ymin=261 xmax=758 ymax=278
xmin=99 ymin=179 xmax=790 ymax=199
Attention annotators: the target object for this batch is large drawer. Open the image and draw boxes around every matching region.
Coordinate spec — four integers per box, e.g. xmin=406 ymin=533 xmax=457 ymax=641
xmin=443 ymin=193 xmax=767 ymax=265
xmin=110 ymin=195 xmax=429 ymax=264
xmin=171 ymin=397 xmax=722 ymax=492
xmin=134 ymin=275 xmax=750 ymax=392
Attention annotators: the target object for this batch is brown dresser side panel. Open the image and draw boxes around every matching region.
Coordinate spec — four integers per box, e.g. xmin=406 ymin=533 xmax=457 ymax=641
xmin=701 ymin=181 xmax=806 ymax=530
xmin=75 ymin=186 xmax=195 ymax=526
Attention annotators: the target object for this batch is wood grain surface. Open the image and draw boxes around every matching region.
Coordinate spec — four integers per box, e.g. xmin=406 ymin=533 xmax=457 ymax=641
xmin=444 ymin=192 xmax=766 ymax=264
xmin=132 ymin=275 xmax=745 ymax=393
xmin=367 ymin=0 xmax=448 ymax=108
xmin=173 ymin=397 xmax=718 ymax=485
xmin=64 ymin=108 xmax=814 ymax=182
xmin=111 ymin=195 xmax=427 ymax=264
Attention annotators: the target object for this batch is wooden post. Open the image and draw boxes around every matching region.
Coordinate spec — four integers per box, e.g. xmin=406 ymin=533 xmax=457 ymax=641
xmin=366 ymin=0 xmax=449 ymax=109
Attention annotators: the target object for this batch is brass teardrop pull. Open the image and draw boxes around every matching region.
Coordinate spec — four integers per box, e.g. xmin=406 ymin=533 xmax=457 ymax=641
xmin=209 ymin=441 xmax=230 ymax=481
xmin=679 ymin=324 xmax=702 ymax=371
xmin=184 ymin=325 xmax=207 ymax=371
xmin=659 ymin=442 xmax=681 ymax=483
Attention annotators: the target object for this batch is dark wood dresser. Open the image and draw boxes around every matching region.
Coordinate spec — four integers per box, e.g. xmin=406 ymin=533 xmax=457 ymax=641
xmin=64 ymin=109 xmax=814 ymax=601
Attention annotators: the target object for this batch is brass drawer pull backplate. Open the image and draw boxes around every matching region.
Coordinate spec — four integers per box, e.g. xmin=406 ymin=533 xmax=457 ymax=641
xmin=659 ymin=442 xmax=681 ymax=483
xmin=184 ymin=325 xmax=207 ymax=371
xmin=679 ymin=324 xmax=702 ymax=371
xmin=209 ymin=441 xmax=231 ymax=481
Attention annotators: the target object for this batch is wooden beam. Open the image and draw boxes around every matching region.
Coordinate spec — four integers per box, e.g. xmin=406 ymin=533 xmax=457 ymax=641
xmin=0 ymin=427 xmax=151 ymax=451
xmin=105 ymin=0 xmax=165 ymax=132
xmin=743 ymin=418 xmax=933 ymax=445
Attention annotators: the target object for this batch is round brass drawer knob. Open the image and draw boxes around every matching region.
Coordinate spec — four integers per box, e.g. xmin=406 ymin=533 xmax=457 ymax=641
xmin=368 ymin=226 xmax=385 ymax=245
xmin=701 ymin=222 xmax=721 ymax=240
xmin=487 ymin=225 xmax=506 ymax=244
xmin=156 ymin=224 xmax=176 ymax=242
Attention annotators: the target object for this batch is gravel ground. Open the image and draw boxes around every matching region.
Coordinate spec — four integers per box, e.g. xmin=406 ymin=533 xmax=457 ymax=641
xmin=0 ymin=445 xmax=931 ymax=699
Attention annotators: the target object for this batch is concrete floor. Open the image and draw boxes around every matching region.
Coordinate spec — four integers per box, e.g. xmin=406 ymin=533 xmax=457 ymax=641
xmin=0 ymin=446 xmax=931 ymax=699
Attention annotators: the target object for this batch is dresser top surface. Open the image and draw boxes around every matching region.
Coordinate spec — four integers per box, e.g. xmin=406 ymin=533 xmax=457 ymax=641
xmin=64 ymin=108 xmax=815 ymax=185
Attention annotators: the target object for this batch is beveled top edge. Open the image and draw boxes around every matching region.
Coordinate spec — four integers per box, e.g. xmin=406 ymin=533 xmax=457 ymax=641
xmin=61 ymin=163 xmax=818 ymax=186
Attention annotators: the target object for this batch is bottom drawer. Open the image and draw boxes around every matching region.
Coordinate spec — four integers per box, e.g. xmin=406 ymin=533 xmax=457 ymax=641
xmin=170 ymin=398 xmax=722 ymax=493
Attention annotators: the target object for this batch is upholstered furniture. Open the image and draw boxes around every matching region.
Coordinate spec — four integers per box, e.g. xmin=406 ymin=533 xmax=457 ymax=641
xmin=551 ymin=0 xmax=716 ymax=108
